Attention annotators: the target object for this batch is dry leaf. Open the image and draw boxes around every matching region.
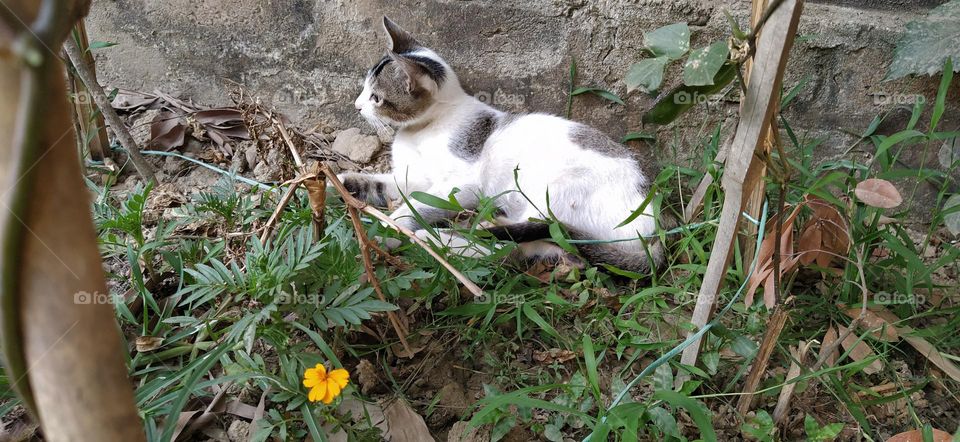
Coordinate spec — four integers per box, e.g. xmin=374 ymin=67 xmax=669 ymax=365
xmin=135 ymin=336 xmax=163 ymax=352
xmin=746 ymin=205 xmax=803 ymax=307
xmin=355 ymin=359 xmax=380 ymax=395
xmin=773 ymin=341 xmax=813 ymax=423
xmin=855 ymin=178 xmax=903 ymax=209
xmin=380 ymin=398 xmax=434 ymax=442
xmin=886 ymin=429 xmax=954 ymax=442
xmin=194 ymin=108 xmax=243 ymax=126
xmin=797 ymin=197 xmax=850 ymax=269
xmin=150 ymin=111 xmax=187 ymax=150
xmin=836 ymin=325 xmax=883 ymax=374
xmin=871 ymin=306 xmax=960 ymax=383
xmin=841 ymin=307 xmax=899 ymax=342
xmin=817 ymin=326 xmax=839 ymax=367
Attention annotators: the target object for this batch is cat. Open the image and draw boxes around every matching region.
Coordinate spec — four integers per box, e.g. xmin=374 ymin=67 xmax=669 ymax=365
xmin=339 ymin=16 xmax=670 ymax=273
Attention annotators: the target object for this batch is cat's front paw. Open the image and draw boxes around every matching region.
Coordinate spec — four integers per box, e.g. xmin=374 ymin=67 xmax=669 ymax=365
xmin=338 ymin=173 xmax=388 ymax=207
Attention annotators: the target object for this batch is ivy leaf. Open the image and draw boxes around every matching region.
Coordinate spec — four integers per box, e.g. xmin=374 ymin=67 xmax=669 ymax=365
xmin=887 ymin=0 xmax=960 ymax=79
xmin=644 ymin=23 xmax=690 ymax=60
xmin=683 ymin=41 xmax=730 ymax=86
xmin=642 ymin=63 xmax=737 ymax=125
xmin=626 ymin=56 xmax=669 ymax=93
xmin=571 ymin=87 xmax=625 ymax=105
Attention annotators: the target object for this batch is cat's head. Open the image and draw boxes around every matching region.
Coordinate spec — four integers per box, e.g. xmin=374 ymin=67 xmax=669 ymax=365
xmin=355 ymin=17 xmax=458 ymax=129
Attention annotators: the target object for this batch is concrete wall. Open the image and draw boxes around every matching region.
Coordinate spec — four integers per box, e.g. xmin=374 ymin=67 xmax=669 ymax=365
xmin=86 ymin=0 xmax=958 ymax=209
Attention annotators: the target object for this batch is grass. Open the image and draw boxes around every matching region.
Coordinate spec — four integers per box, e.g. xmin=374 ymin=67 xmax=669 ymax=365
xmin=1 ymin=74 xmax=958 ymax=442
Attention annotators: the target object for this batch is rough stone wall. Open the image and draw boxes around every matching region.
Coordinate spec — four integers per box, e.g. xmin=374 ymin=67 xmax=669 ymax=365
xmin=87 ymin=0 xmax=958 ymax=210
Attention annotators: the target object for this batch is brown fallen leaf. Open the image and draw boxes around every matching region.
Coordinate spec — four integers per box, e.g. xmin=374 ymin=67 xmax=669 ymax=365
xmin=886 ymin=428 xmax=954 ymax=442
xmin=194 ymin=108 xmax=244 ymax=126
xmin=135 ymin=336 xmax=163 ymax=352
xmin=150 ymin=111 xmax=187 ymax=150
xmin=746 ymin=204 xmax=803 ymax=307
xmin=841 ymin=307 xmax=899 ymax=342
xmin=855 ymin=178 xmax=903 ymax=209
xmin=817 ymin=325 xmax=839 ymax=367
xmin=870 ymin=306 xmax=960 ymax=383
xmin=380 ymin=398 xmax=434 ymax=442
xmin=773 ymin=341 xmax=813 ymax=423
xmin=797 ymin=196 xmax=850 ymax=268
xmin=836 ymin=325 xmax=883 ymax=375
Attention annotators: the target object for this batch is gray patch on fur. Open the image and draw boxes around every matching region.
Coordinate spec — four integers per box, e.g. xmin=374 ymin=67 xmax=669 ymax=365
xmin=449 ymin=111 xmax=500 ymax=161
xmin=569 ymin=124 xmax=658 ymax=182
xmin=569 ymin=124 xmax=633 ymax=158
xmin=569 ymin=229 xmax=665 ymax=275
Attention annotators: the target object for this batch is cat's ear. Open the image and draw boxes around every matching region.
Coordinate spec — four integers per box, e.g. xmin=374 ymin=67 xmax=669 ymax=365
xmin=387 ymin=52 xmax=431 ymax=93
xmin=382 ymin=16 xmax=419 ymax=53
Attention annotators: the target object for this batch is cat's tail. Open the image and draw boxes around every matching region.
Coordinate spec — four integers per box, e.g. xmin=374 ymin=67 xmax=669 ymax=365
xmin=484 ymin=220 xmax=672 ymax=275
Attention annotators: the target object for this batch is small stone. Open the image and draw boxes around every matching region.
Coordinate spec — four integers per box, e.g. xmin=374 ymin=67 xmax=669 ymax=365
xmin=428 ymin=383 xmax=469 ymax=427
xmin=226 ymin=420 xmax=250 ymax=442
xmin=376 ymin=127 xmax=395 ymax=145
xmin=230 ymin=150 xmax=247 ymax=173
xmin=162 ymin=155 xmax=182 ymax=175
xmin=447 ymin=421 xmax=490 ymax=442
xmin=253 ymin=160 xmax=280 ymax=183
xmin=332 ymin=127 xmax=381 ymax=163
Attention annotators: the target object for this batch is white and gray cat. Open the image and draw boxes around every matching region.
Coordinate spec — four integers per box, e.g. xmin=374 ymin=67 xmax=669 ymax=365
xmin=341 ymin=17 xmax=669 ymax=273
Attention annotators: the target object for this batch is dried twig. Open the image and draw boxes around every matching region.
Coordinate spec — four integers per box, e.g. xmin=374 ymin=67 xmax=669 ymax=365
xmin=62 ymin=37 xmax=157 ymax=183
xmin=737 ymin=306 xmax=789 ymax=415
xmin=321 ymin=165 xmax=486 ymax=299
xmin=270 ymin=113 xmax=326 ymax=234
xmin=259 ymin=173 xmax=317 ymax=244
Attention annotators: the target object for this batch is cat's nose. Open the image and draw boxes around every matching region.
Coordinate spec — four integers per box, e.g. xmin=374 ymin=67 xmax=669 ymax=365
xmin=354 ymin=99 xmax=363 ymax=111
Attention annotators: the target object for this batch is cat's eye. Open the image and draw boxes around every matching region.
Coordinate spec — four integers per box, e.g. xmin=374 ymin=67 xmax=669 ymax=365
xmin=370 ymin=93 xmax=382 ymax=105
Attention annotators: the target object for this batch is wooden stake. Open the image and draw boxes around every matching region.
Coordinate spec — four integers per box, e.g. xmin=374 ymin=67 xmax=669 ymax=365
xmin=677 ymin=0 xmax=804 ymax=384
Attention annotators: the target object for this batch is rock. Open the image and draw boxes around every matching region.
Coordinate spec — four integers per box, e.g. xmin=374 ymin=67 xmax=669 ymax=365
xmin=447 ymin=421 xmax=490 ymax=442
xmin=162 ymin=155 xmax=183 ymax=175
xmin=244 ymin=143 xmax=259 ymax=170
xmin=428 ymin=383 xmax=469 ymax=428
xmin=226 ymin=420 xmax=249 ymax=442
xmin=254 ymin=149 xmax=284 ymax=182
xmin=230 ymin=149 xmax=247 ymax=173
xmin=376 ymin=126 xmax=395 ymax=145
xmin=332 ymin=128 xmax=380 ymax=163
xmin=253 ymin=160 xmax=279 ymax=183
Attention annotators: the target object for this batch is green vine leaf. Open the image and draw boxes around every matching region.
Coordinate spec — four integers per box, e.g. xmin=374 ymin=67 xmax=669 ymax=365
xmin=626 ymin=56 xmax=669 ymax=93
xmin=887 ymin=0 xmax=960 ymax=79
xmin=644 ymin=23 xmax=690 ymax=60
xmin=642 ymin=63 xmax=737 ymax=125
xmin=683 ymin=41 xmax=730 ymax=86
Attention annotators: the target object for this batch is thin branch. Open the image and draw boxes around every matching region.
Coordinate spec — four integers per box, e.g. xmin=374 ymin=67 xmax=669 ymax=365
xmin=346 ymin=205 xmax=413 ymax=356
xmin=62 ymin=37 xmax=156 ymax=183
xmin=321 ymin=165 xmax=486 ymax=299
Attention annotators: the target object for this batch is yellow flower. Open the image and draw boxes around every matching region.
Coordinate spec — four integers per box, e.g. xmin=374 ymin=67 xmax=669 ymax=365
xmin=303 ymin=363 xmax=349 ymax=404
